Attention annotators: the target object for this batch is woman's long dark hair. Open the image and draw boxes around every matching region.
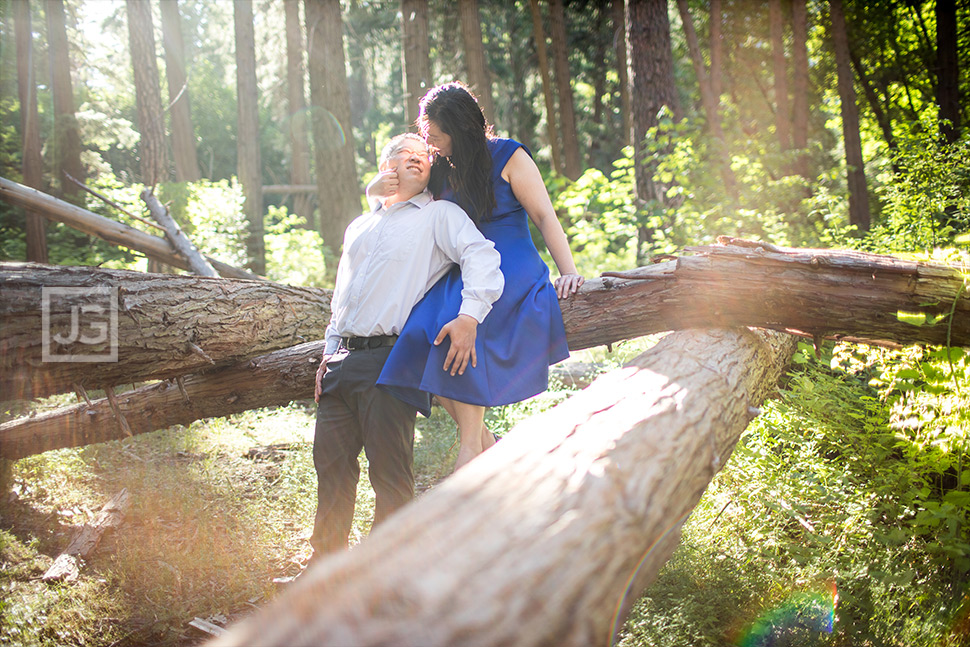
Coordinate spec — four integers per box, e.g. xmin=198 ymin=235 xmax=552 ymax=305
xmin=418 ymin=82 xmax=495 ymax=227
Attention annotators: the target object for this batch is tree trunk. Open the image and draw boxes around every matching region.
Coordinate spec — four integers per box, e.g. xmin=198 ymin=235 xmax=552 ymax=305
xmin=458 ymin=0 xmax=495 ymax=125
xmin=529 ymin=0 xmax=563 ymax=175
xmin=45 ymin=0 xmax=84 ymax=202
xmin=828 ymin=0 xmax=870 ymax=232
xmin=769 ymin=0 xmax=791 ymax=151
xmin=791 ymin=0 xmax=810 ymax=179
xmin=305 ymin=0 xmax=361 ymax=259
xmin=935 ymin=0 xmax=960 ymax=144
xmin=0 ymin=263 xmax=330 ymax=403
xmin=5 ymin=239 xmax=968 ymax=459
xmin=0 ymin=177 xmax=260 ymax=280
xmin=611 ymin=0 xmax=632 ymax=148
xmin=126 ymin=0 xmax=169 ymax=187
xmin=159 ymin=0 xmax=201 ymax=182
xmin=14 ymin=0 xmax=48 ymax=262
xmin=507 ymin=6 xmax=536 ymax=148
xmin=346 ymin=0 xmax=375 ymax=167
xmin=849 ymin=47 xmax=897 ymax=161
xmin=208 ymin=328 xmax=798 ymax=647
xmin=709 ymin=0 xmax=723 ymax=106
xmin=675 ymin=0 xmax=719 ymax=139
xmin=401 ymin=0 xmax=431 ymax=127
xmin=549 ymin=0 xmax=582 ymax=180
xmin=233 ymin=0 xmax=266 ymax=275
xmin=283 ymin=0 xmax=313 ymax=226
xmin=675 ymin=0 xmax=736 ymax=199
xmin=627 ymin=0 xmax=680 ymax=260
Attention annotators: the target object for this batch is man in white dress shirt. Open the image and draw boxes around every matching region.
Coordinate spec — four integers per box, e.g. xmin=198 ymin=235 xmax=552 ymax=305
xmin=310 ymin=133 xmax=504 ymax=558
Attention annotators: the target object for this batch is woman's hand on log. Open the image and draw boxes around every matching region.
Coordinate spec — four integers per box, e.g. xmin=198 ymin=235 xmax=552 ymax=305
xmin=554 ymin=273 xmax=585 ymax=299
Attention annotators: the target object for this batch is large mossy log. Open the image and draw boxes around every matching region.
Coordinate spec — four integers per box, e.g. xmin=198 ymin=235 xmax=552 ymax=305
xmin=208 ymin=328 xmax=797 ymax=647
xmin=0 ymin=264 xmax=331 ymax=401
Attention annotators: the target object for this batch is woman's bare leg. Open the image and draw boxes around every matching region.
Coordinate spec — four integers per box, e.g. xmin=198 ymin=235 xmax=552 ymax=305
xmin=436 ymin=396 xmax=488 ymax=471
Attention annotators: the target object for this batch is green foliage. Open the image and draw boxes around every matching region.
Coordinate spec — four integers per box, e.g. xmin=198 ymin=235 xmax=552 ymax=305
xmin=554 ymin=147 xmax=638 ymax=273
xmin=866 ymin=125 xmax=970 ymax=252
xmin=619 ymin=341 xmax=970 ymax=646
xmin=264 ymin=206 xmax=331 ymax=287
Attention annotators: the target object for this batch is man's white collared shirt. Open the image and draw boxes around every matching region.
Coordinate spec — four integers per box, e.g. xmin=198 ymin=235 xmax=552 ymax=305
xmin=325 ymin=190 xmax=503 ymax=353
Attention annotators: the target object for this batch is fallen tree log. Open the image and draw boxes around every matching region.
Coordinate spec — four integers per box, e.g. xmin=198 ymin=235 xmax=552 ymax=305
xmin=42 ymin=488 xmax=129 ymax=582
xmin=209 ymin=328 xmax=797 ymax=647
xmin=3 ymin=240 xmax=968 ymax=458
xmin=0 ymin=263 xmax=331 ymax=401
xmin=561 ymin=237 xmax=970 ymax=350
xmin=0 ymin=341 xmax=325 ymax=459
xmin=141 ymin=188 xmax=218 ymax=277
xmin=0 ymin=176 xmax=259 ymax=280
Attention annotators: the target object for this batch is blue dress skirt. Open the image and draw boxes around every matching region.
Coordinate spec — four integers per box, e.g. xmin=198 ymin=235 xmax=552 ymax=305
xmin=377 ymin=138 xmax=570 ymax=416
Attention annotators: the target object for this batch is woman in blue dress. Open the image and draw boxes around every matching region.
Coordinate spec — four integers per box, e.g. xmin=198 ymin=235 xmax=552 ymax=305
xmin=374 ymin=81 xmax=584 ymax=470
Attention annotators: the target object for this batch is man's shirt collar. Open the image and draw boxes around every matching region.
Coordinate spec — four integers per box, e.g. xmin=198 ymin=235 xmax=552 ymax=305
xmin=375 ymin=188 xmax=433 ymax=214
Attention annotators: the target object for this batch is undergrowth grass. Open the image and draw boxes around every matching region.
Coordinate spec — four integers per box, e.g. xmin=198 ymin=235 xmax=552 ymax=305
xmin=2 ymin=335 xmax=966 ymax=646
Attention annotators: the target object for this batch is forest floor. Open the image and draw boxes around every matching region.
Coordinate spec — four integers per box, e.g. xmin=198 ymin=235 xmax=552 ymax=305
xmin=0 ymin=348 xmax=618 ymax=647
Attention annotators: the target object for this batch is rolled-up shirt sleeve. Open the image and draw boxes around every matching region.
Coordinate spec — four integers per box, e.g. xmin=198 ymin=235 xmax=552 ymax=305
xmin=324 ymin=319 xmax=341 ymax=355
xmin=434 ymin=206 xmax=504 ymax=323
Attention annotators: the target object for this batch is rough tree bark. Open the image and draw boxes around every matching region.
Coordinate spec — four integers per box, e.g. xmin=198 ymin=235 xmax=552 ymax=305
xmin=769 ymin=0 xmax=791 ymax=151
xmin=14 ymin=0 xmax=47 ymax=262
xmin=233 ymin=0 xmax=265 ymax=275
xmin=457 ymin=0 xmax=495 ymax=125
xmin=208 ymin=328 xmax=797 ymax=647
xmin=528 ymin=0 xmax=562 ymax=175
xmin=401 ymin=0 xmax=431 ymax=127
xmin=4 ymin=240 xmax=968 ymax=459
xmin=675 ymin=0 xmax=736 ymax=199
xmin=305 ymin=0 xmax=360 ymax=258
xmin=159 ymin=0 xmax=201 ymax=182
xmin=283 ymin=0 xmax=313 ymax=225
xmin=0 ymin=264 xmax=330 ymax=403
xmin=791 ymin=0 xmax=810 ymax=178
xmin=829 ymin=0 xmax=870 ymax=231
xmin=549 ymin=0 xmax=581 ymax=180
xmin=46 ymin=0 xmax=85 ymax=201
xmin=126 ymin=0 xmax=169 ymax=186
xmin=627 ymin=0 xmax=680 ymax=261
xmin=611 ymin=0 xmax=632 ymax=147
xmin=0 ymin=177 xmax=259 ymax=280
xmin=935 ymin=0 xmax=961 ymax=144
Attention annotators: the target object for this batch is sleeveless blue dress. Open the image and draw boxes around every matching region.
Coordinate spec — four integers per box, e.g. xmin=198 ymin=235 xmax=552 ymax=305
xmin=377 ymin=138 xmax=570 ymax=415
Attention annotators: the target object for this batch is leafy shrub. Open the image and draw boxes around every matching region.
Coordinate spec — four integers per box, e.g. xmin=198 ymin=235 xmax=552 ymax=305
xmin=620 ymin=341 xmax=970 ymax=647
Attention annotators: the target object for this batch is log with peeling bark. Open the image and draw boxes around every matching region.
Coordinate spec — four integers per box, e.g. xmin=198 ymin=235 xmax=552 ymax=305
xmin=208 ymin=328 xmax=797 ymax=647
xmin=0 ymin=263 xmax=331 ymax=402
xmin=42 ymin=488 xmax=130 ymax=582
xmin=561 ymin=237 xmax=970 ymax=349
xmin=141 ymin=188 xmax=218 ymax=277
xmin=0 ymin=176 xmax=259 ymax=280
